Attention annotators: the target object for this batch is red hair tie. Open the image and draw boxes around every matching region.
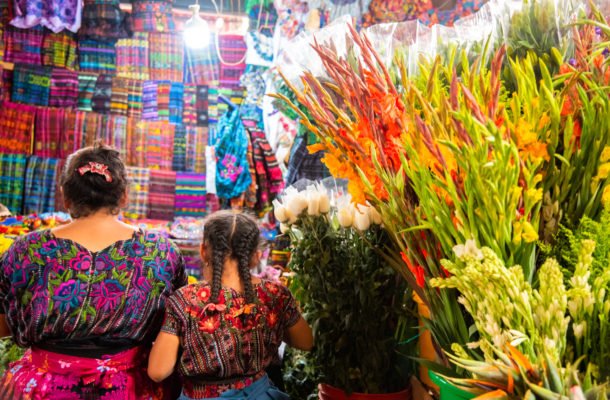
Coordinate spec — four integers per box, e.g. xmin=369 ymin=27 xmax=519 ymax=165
xmin=77 ymin=162 xmax=113 ymax=183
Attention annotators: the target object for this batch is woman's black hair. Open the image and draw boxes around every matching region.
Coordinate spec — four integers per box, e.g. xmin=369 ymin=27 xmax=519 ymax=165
xmin=60 ymin=143 xmax=127 ymax=219
xmin=203 ymin=210 xmax=261 ymax=304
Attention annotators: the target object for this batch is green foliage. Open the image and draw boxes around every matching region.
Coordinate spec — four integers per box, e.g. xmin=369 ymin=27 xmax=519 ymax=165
xmin=0 ymin=337 xmax=24 ymax=376
xmin=284 ymin=218 xmax=413 ymax=394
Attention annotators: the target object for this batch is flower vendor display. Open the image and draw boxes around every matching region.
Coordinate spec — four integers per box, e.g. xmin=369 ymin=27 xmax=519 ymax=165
xmin=274 ymin=182 xmax=416 ymax=397
xmin=273 ymin=0 xmax=610 ymax=397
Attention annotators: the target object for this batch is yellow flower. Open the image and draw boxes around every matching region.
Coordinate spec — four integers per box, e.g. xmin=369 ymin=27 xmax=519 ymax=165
xmin=0 ymin=235 xmax=13 ymax=255
xmin=596 ymin=163 xmax=610 ymax=180
xmin=188 ymin=276 xmax=198 ymax=285
xmin=601 ymin=147 xmax=610 ymax=163
xmin=603 ymin=186 xmax=610 ymax=208
xmin=525 ymin=188 xmax=543 ymax=204
xmin=521 ymin=221 xmax=539 ymax=243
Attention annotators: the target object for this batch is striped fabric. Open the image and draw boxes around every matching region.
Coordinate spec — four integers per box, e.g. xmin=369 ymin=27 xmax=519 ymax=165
xmin=169 ymin=81 xmax=183 ymax=125
xmin=92 ymin=74 xmax=112 ymax=114
xmin=77 ymin=72 xmax=98 ymax=111
xmin=184 ymin=37 xmax=219 ymax=85
xmin=182 ymin=84 xmax=197 ymax=125
xmin=175 ymin=172 xmax=206 ymax=217
xmin=142 ymin=80 xmax=158 ymax=120
xmin=144 ymin=121 xmax=174 ymax=170
xmin=147 ymin=169 xmax=176 ymax=221
xmin=217 ymin=34 xmax=247 ymax=88
xmin=116 ymin=32 xmax=150 ymax=80
xmin=54 ymin=158 xmax=67 ymax=211
xmin=110 ymin=76 xmax=129 ymax=116
xmin=127 ymin=121 xmax=147 ymax=167
xmin=62 ymin=110 xmax=86 ymax=157
xmin=156 ymin=80 xmax=170 ymax=121
xmin=82 ymin=111 xmax=101 ymax=147
xmin=131 ymin=1 xmax=175 ymax=33
xmin=0 ymin=153 xmax=27 ymax=214
xmin=125 ymin=166 xmax=150 ymax=219
xmin=110 ymin=115 xmax=129 ymax=159
xmin=97 ymin=113 xmax=113 ymax=145
xmin=3 ymin=25 xmax=43 ymax=65
xmin=0 ymin=28 xmax=3 ymax=62
xmin=80 ymin=0 xmax=131 ymax=40
xmin=0 ymin=68 xmax=12 ymax=102
xmin=11 ymin=64 xmax=51 ymax=106
xmin=34 ymin=107 xmax=64 ymax=158
xmin=185 ymin=125 xmax=207 ymax=173
xmin=126 ymin=79 xmax=143 ymax=119
xmin=0 ymin=101 xmax=35 ymax=154
xmin=42 ymin=31 xmax=78 ymax=69
xmin=23 ymin=156 xmax=60 ymax=215
xmin=172 ymin=124 xmax=186 ymax=171
xmin=78 ymin=39 xmax=117 ymax=74
xmin=49 ymin=68 xmax=78 ymax=108
xmin=149 ymin=33 xmax=183 ymax=82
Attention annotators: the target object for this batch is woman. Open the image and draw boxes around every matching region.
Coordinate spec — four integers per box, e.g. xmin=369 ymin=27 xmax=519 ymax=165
xmin=0 ymin=144 xmax=187 ymax=399
xmin=148 ymin=211 xmax=313 ymax=399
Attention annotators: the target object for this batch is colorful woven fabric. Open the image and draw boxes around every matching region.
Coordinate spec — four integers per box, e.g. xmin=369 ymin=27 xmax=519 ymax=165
xmin=196 ymin=85 xmax=208 ymax=127
xmin=0 ymin=153 xmax=26 ymax=214
xmin=11 ymin=64 xmax=51 ymax=106
xmin=126 ymin=78 xmax=143 ymax=119
xmin=78 ymin=39 xmax=116 ymax=73
xmin=0 ymin=28 xmax=4 ymax=62
xmin=127 ymin=120 xmax=147 ymax=167
xmin=217 ymin=34 xmax=247 ymax=88
xmin=174 ymin=172 xmax=206 ymax=216
xmin=250 ymin=128 xmax=284 ymax=210
xmin=156 ymin=80 xmax=170 ymax=121
xmin=91 ymin=74 xmax=112 ymax=114
xmin=125 ymin=166 xmax=150 ymax=219
xmin=11 ymin=0 xmax=82 ymax=33
xmin=49 ymin=68 xmax=78 ymax=108
xmin=34 ymin=106 xmax=64 ymax=157
xmin=131 ymin=1 xmax=175 ymax=33
xmin=61 ymin=110 xmax=85 ymax=156
xmin=110 ymin=115 xmax=128 ymax=159
xmin=182 ymin=84 xmax=197 ymax=125
xmin=214 ymin=107 xmax=251 ymax=199
xmin=144 ymin=120 xmax=174 ymax=170
xmin=183 ymin=38 xmax=219 ymax=85
xmin=23 ymin=156 xmax=60 ymax=214
xmin=79 ymin=0 xmax=131 ymax=40
xmin=172 ymin=124 xmax=186 ymax=171
xmin=0 ymin=101 xmax=35 ymax=154
xmin=169 ymin=81 xmax=183 ymax=125
xmin=82 ymin=110 xmax=101 ymax=146
xmin=110 ymin=76 xmax=129 ymax=116
xmin=147 ymin=169 xmax=176 ymax=220
xmin=3 ymin=25 xmax=43 ymax=64
xmin=286 ymin=128 xmax=331 ymax=186
xmin=77 ymin=72 xmax=98 ymax=111
xmin=97 ymin=113 xmax=112 ymax=144
xmin=149 ymin=33 xmax=183 ymax=82
xmin=183 ymin=125 xmax=206 ymax=173
xmin=142 ymin=80 xmax=158 ymax=120
xmin=0 ymin=0 xmax=14 ymax=26
xmin=41 ymin=31 xmax=78 ymax=69
xmin=0 ymin=68 xmax=13 ymax=102
xmin=116 ymin=32 xmax=150 ymax=80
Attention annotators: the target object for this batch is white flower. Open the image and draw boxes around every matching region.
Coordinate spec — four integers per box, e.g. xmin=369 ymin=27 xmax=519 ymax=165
xmin=453 ymin=239 xmax=484 ymax=261
xmin=280 ymin=223 xmax=290 ymax=234
xmin=573 ymin=322 xmax=586 ymax=339
xmin=307 ymin=189 xmax=320 ymax=216
xmin=286 ymin=192 xmax=308 ymax=217
xmin=272 ymin=200 xmax=288 ymax=223
xmin=353 ymin=207 xmax=371 ymax=231
xmin=337 ymin=206 xmax=354 ymax=228
xmin=319 ymin=192 xmax=331 ymax=214
xmin=368 ymin=206 xmax=383 ymax=225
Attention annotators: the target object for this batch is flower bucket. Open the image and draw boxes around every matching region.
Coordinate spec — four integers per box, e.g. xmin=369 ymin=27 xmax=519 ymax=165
xmin=428 ymin=371 xmax=476 ymax=400
xmin=413 ymin=294 xmax=437 ymax=390
xmin=318 ymin=384 xmax=410 ymax=400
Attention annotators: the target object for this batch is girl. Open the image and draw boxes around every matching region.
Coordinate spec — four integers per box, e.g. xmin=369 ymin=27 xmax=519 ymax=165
xmin=148 ymin=210 xmax=313 ymax=399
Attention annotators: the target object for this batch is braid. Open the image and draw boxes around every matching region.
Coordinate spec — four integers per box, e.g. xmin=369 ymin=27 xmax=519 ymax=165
xmin=209 ymin=245 xmax=226 ymax=303
xmin=234 ymin=226 xmax=259 ymax=304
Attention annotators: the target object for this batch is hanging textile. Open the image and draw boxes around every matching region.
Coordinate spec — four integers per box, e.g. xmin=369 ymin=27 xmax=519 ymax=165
xmin=79 ymin=0 xmax=131 ymax=40
xmin=217 ymin=34 xmax=247 ymax=88
xmin=62 ymin=110 xmax=83 ymax=156
xmin=78 ymin=39 xmax=116 ymax=74
xmin=110 ymin=76 xmax=129 ymax=116
xmin=110 ymin=115 xmax=128 ymax=159
xmin=149 ymin=32 xmax=183 ymax=82
xmin=172 ymin=124 xmax=186 ymax=171
xmin=125 ymin=166 xmax=150 ymax=219
xmin=196 ymin=85 xmax=209 ymax=127
xmin=3 ymin=25 xmax=43 ymax=64
xmin=175 ymin=172 xmax=206 ymax=217
xmin=0 ymin=69 xmax=13 ymax=102
xmin=11 ymin=64 xmax=51 ymax=106
xmin=23 ymin=156 xmax=60 ymax=214
xmin=182 ymin=84 xmax=197 ymax=126
xmin=169 ymin=81 xmax=183 ymax=125
xmin=247 ymin=3 xmax=277 ymax=38
xmin=147 ymin=169 xmax=176 ymax=220
xmin=42 ymin=31 xmax=78 ymax=69
xmin=214 ymin=107 xmax=251 ymax=199
xmin=131 ymin=0 xmax=175 ymax=32
xmin=144 ymin=121 xmax=174 ymax=170
xmin=116 ymin=32 xmax=150 ymax=80
xmin=126 ymin=79 xmax=143 ymax=119
xmin=82 ymin=111 xmax=101 ymax=146
xmin=49 ymin=68 xmax=78 ymax=108
xmin=11 ymin=0 xmax=83 ymax=32
xmin=97 ymin=113 xmax=113 ymax=144
xmin=142 ymin=80 xmax=158 ymax=120
xmin=184 ymin=125 xmax=207 ymax=174
xmin=77 ymin=72 xmax=98 ymax=111
xmin=0 ymin=101 xmax=35 ymax=154
xmin=0 ymin=28 xmax=4 ymax=62
xmin=91 ymin=74 xmax=112 ymax=114
xmin=183 ymin=37 xmax=219 ymax=85
xmin=0 ymin=153 xmax=27 ymax=214
xmin=250 ymin=128 xmax=284 ymax=210
xmin=156 ymin=80 xmax=170 ymax=121
xmin=34 ymin=107 xmax=65 ymax=158
xmin=0 ymin=0 xmax=13 ymax=26
xmin=243 ymin=129 xmax=258 ymax=209
xmin=285 ymin=126 xmax=331 ymax=186
xmin=127 ymin=120 xmax=147 ymax=167
xmin=54 ymin=158 xmax=66 ymax=210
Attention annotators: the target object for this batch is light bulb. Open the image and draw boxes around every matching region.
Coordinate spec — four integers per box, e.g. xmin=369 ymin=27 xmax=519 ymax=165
xmin=183 ymin=16 xmax=210 ymax=49
xmin=215 ymin=17 xmax=224 ymax=30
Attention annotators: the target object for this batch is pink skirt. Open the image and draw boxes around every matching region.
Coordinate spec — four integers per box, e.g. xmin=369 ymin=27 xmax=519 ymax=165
xmin=0 ymin=346 xmax=173 ymax=400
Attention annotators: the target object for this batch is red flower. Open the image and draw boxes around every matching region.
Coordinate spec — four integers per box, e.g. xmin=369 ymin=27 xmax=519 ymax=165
xmin=198 ymin=314 xmax=221 ymax=333
xmin=401 ymin=251 xmax=426 ymax=288
xmin=196 ymin=286 xmax=211 ymax=303
xmin=267 ymin=311 xmax=278 ymax=328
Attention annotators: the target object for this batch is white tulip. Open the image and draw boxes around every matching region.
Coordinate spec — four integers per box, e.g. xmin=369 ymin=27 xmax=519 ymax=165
xmin=354 ymin=208 xmax=371 ymax=231
xmin=287 ymin=193 xmax=308 ymax=218
xmin=272 ymin=200 xmax=288 ymax=223
xmin=368 ymin=206 xmax=382 ymax=225
xmin=307 ymin=191 xmax=320 ymax=216
xmin=319 ymin=192 xmax=331 ymax=213
xmin=286 ymin=207 xmax=297 ymax=224
xmin=280 ymin=223 xmax=290 ymax=234
xmin=337 ymin=207 xmax=354 ymax=228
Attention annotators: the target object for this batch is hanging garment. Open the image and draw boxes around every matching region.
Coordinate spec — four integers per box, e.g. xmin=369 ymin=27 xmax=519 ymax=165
xmin=23 ymin=156 xmax=60 ymax=214
xmin=142 ymin=80 xmax=159 ymax=121
xmin=182 ymin=84 xmax=197 ymax=126
xmin=49 ymin=67 xmax=78 ymax=108
xmin=11 ymin=0 xmax=82 ymax=33
xmin=41 ymin=31 xmax=78 ymax=69
xmin=34 ymin=107 xmax=65 ymax=158
xmin=173 ymin=125 xmax=187 ymax=172
xmin=125 ymin=166 xmax=150 ymax=219
xmin=0 ymin=153 xmax=27 ymax=214
xmin=144 ymin=121 xmax=174 ymax=170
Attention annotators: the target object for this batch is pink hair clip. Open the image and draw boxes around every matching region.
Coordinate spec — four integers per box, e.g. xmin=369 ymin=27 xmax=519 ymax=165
xmin=77 ymin=162 xmax=113 ymax=183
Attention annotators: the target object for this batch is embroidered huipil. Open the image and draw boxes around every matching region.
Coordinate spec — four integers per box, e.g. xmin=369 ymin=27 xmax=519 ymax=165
xmin=161 ymin=280 xmax=300 ymax=397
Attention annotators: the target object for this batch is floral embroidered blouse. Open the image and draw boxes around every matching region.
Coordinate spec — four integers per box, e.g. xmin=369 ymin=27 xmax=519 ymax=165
xmin=0 ymin=229 xmax=187 ymax=349
xmin=161 ymin=280 xmax=300 ymax=392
